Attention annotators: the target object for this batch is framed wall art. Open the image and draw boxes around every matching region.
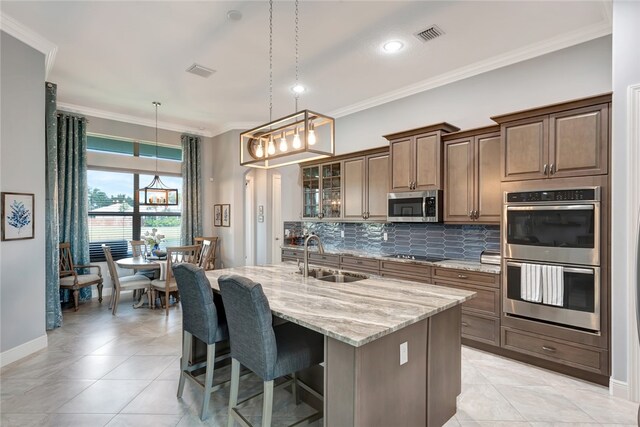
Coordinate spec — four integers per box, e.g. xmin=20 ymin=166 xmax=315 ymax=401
xmin=222 ymin=204 xmax=231 ymax=227
xmin=2 ymin=192 xmax=35 ymax=241
xmin=214 ymin=204 xmax=222 ymax=227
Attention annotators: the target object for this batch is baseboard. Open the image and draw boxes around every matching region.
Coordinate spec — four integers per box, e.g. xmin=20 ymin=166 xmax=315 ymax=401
xmin=0 ymin=334 xmax=48 ymax=368
xmin=610 ymin=378 xmax=630 ymax=399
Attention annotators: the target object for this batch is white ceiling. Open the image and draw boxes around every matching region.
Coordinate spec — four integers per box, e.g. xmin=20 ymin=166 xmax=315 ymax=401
xmin=1 ymin=1 xmax=611 ymax=137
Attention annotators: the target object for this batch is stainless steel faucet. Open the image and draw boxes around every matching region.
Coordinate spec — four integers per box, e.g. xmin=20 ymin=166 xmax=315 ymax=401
xmin=303 ymin=234 xmax=324 ymax=277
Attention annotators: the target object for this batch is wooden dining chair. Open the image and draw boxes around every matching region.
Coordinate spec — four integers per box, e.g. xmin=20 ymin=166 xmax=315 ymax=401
xmin=102 ymin=245 xmax=151 ymax=315
xmin=59 ymin=242 xmax=103 ymax=311
xmin=150 ymin=245 xmax=201 ymax=316
xmin=194 ymin=236 xmax=218 ymax=270
xmin=129 ymin=240 xmax=147 ymax=257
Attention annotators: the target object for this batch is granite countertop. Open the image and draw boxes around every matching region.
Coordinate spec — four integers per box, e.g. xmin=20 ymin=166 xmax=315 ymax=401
xmin=205 ymin=264 xmax=474 ymax=347
xmin=282 ymin=245 xmax=501 ymax=274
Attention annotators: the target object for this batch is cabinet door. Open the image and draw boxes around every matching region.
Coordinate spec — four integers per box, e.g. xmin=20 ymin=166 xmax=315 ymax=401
xmin=302 ymin=166 xmax=320 ymax=218
xmin=366 ymin=153 xmax=389 ymax=220
xmin=343 ymin=157 xmax=365 ymax=220
xmin=321 ymin=162 xmax=342 ymax=219
xmin=389 ymin=138 xmax=413 ymax=191
xmin=444 ymin=138 xmax=474 ymax=222
xmin=475 ymin=133 xmax=501 ymax=223
xmin=549 ymin=104 xmax=608 ymax=178
xmin=502 ymin=116 xmax=549 ymax=181
xmin=415 ymin=133 xmax=442 ymax=190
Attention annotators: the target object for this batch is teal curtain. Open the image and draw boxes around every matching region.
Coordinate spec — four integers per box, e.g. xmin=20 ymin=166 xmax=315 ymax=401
xmin=57 ymin=112 xmax=91 ymax=303
xmin=45 ymin=82 xmax=62 ymax=329
xmin=180 ymin=134 xmax=202 ymax=245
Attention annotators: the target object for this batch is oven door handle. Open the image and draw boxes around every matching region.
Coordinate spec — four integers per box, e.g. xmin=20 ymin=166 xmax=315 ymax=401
xmin=506 ymin=205 xmax=595 ymax=211
xmin=506 ymin=261 xmax=595 ymax=275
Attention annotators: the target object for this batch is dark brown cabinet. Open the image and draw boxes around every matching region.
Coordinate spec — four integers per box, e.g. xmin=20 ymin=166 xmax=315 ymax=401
xmin=443 ymin=126 xmax=501 ymax=223
xmin=384 ymin=123 xmax=459 ymax=192
xmin=492 ymin=95 xmax=610 ymax=182
xmin=343 ymin=151 xmax=389 ymax=221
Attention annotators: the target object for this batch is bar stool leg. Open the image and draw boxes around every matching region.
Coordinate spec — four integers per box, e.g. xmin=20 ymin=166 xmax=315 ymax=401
xmin=262 ymin=380 xmax=274 ymax=427
xmin=228 ymin=358 xmax=240 ymax=427
xmin=177 ymin=331 xmax=191 ymax=398
xmin=292 ymin=372 xmax=300 ymax=405
xmin=201 ymin=343 xmax=216 ymax=420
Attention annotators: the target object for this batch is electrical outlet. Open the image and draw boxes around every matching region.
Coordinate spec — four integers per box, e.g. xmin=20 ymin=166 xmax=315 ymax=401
xmin=303 ymin=227 xmax=308 ymax=235
xmin=341 ymin=230 xmax=345 ymax=238
xmin=400 ymin=342 xmax=408 ymax=365
xmin=383 ymin=232 xmax=388 ymax=241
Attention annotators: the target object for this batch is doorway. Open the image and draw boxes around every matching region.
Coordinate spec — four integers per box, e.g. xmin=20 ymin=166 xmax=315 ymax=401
xmin=271 ymin=173 xmax=282 ymax=263
xmin=244 ymin=173 xmax=255 ymax=266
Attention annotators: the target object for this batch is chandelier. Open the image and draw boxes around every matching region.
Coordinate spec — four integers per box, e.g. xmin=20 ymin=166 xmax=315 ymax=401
xmin=240 ymin=0 xmax=334 ymax=169
xmin=139 ymin=101 xmax=179 ymax=206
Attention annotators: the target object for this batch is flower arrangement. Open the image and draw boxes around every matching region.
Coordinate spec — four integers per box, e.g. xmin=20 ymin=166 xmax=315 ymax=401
xmin=143 ymin=228 xmax=165 ymax=249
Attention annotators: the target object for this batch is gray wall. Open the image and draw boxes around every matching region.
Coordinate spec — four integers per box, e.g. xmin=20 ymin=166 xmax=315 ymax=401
xmin=0 ymin=32 xmax=47 ymax=355
xmin=611 ymin=0 xmax=640 ymax=390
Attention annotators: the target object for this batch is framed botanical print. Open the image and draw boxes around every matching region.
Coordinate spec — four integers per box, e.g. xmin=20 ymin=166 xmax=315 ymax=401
xmin=222 ymin=204 xmax=231 ymax=227
xmin=214 ymin=204 xmax=222 ymax=227
xmin=2 ymin=192 xmax=35 ymax=241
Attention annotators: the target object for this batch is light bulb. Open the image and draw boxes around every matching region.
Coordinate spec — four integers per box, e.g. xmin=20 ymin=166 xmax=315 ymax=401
xmin=255 ymin=142 xmax=264 ymax=158
xmin=292 ymin=128 xmax=302 ymax=149
xmin=267 ymin=136 xmax=276 ymax=155
xmin=279 ymin=133 xmax=288 ymax=152
xmin=308 ymin=123 xmax=317 ymax=146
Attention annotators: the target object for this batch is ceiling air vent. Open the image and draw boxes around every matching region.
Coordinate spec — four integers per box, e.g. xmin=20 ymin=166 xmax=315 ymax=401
xmin=186 ymin=63 xmax=216 ymax=78
xmin=414 ymin=25 xmax=444 ymax=43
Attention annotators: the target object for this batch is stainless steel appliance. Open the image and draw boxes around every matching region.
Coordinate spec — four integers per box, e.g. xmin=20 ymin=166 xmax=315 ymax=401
xmin=503 ymin=187 xmax=600 ymax=265
xmin=503 ymin=187 xmax=602 ymax=332
xmin=387 ymin=190 xmax=442 ymax=223
xmin=503 ymin=260 xmax=600 ymax=331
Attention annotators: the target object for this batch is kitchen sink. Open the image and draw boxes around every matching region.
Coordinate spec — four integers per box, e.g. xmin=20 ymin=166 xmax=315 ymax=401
xmin=295 ymin=267 xmax=368 ymax=283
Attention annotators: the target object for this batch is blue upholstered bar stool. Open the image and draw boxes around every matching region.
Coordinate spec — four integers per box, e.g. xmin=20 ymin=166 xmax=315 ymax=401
xmin=218 ymin=275 xmax=324 ymax=427
xmin=173 ymin=264 xmax=229 ymax=421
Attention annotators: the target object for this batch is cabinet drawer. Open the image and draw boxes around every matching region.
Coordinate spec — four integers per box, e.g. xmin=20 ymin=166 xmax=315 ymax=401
xmin=433 ymin=280 xmax=500 ymax=316
xmin=308 ymin=253 xmax=340 ymax=267
xmin=281 ymin=249 xmax=303 ymax=260
xmin=380 ymin=260 xmax=432 ymax=279
xmin=340 ymin=256 xmax=380 ymax=272
xmin=502 ymin=327 xmax=607 ymax=374
xmin=433 ymin=267 xmax=499 ymax=288
xmin=461 ymin=312 xmax=500 ymax=346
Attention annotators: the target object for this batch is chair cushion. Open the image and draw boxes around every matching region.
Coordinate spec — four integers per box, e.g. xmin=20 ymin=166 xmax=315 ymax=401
xmin=271 ymin=322 xmax=324 ymax=381
xmin=60 ymin=274 xmax=102 ymax=288
xmin=119 ymin=274 xmax=151 ymax=289
xmin=150 ymin=279 xmax=177 ymax=291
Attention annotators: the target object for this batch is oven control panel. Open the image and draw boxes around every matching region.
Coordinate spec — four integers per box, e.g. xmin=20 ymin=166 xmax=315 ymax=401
xmin=506 ymin=188 xmax=598 ymax=203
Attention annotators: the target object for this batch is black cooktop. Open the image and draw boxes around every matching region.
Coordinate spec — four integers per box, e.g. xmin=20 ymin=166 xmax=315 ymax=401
xmin=383 ymin=254 xmax=446 ymax=262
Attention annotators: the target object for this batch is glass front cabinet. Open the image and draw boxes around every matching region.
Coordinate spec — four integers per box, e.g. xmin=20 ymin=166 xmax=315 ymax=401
xmin=302 ymin=161 xmax=342 ymax=219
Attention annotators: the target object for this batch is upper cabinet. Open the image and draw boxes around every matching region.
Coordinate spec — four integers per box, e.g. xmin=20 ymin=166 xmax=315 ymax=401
xmin=492 ymin=94 xmax=610 ymax=182
xmin=302 ymin=161 xmax=342 ymax=220
xmin=384 ymin=123 xmax=460 ymax=192
xmin=443 ymin=126 xmax=501 ymax=224
xmin=343 ymin=151 xmax=390 ymax=221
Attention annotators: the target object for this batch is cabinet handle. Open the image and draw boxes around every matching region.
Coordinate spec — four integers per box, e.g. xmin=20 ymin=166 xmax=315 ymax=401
xmin=366 ymin=212 xmax=370 ymax=219
xmin=469 ymin=211 xmax=474 ymax=219
xmin=457 ymin=274 xmax=468 ymax=279
xmin=550 ymin=163 xmax=555 ymax=175
xmin=543 ymin=164 xmax=548 ymax=175
xmin=542 ymin=345 xmax=556 ymax=353
xmin=356 ymin=260 xmax=363 ymax=265
xmin=461 ymin=322 xmax=469 ymax=327
xmin=475 ymin=210 xmax=479 ymax=220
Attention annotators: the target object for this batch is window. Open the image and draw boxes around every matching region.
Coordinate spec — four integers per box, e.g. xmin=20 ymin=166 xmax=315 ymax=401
xmin=87 ymin=136 xmax=182 ymax=261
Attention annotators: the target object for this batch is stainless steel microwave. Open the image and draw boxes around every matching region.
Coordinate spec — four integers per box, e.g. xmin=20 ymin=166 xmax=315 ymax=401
xmin=387 ymin=191 xmax=442 ymax=223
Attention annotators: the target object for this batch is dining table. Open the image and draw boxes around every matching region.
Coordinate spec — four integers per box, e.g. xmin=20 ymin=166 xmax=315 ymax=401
xmin=115 ymin=256 xmax=166 ymax=308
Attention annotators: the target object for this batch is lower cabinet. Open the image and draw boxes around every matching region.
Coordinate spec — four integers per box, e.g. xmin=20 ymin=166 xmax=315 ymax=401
xmin=340 ymin=255 xmax=380 ymax=274
xmin=462 ymin=312 xmax=500 ymax=346
xmin=308 ymin=253 xmax=340 ymax=268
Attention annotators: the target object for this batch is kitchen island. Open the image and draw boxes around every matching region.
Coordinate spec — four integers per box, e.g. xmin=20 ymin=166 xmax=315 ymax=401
xmin=205 ymin=263 xmax=475 ymax=427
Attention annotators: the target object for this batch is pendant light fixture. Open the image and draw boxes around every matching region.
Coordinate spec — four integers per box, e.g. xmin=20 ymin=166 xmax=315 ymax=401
xmin=240 ymin=0 xmax=334 ymax=169
xmin=139 ymin=101 xmax=179 ymax=206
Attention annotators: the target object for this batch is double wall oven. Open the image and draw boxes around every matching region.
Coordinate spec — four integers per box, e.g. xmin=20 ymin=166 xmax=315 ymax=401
xmin=503 ymin=187 xmax=601 ymax=332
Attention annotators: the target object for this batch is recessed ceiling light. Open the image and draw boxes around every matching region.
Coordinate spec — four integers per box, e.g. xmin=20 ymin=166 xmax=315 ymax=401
xmin=382 ymin=40 xmax=404 ymax=53
xmin=227 ymin=10 xmax=242 ymax=21
xmin=292 ymin=84 xmax=306 ymax=94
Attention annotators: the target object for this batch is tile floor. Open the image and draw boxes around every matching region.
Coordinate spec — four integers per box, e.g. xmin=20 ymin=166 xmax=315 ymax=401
xmin=1 ymin=297 xmax=638 ymax=427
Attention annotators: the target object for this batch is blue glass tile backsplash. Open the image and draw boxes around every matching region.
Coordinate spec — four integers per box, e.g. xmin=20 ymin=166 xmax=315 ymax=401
xmin=284 ymin=221 xmax=500 ymax=261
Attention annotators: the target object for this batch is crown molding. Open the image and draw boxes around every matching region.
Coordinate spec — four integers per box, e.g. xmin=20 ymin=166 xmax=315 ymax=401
xmin=211 ymin=122 xmax=260 ymax=138
xmin=0 ymin=12 xmax=57 ymax=79
xmin=329 ymin=19 xmax=612 ymax=119
xmin=57 ymin=102 xmax=215 ymax=138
